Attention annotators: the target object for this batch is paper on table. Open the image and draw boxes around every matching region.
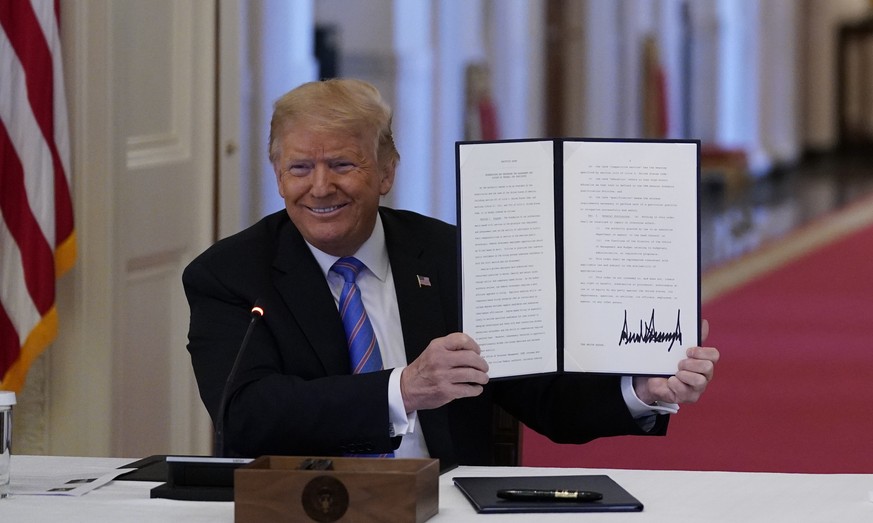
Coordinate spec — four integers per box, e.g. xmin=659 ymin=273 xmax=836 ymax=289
xmin=10 ymin=468 xmax=134 ymax=496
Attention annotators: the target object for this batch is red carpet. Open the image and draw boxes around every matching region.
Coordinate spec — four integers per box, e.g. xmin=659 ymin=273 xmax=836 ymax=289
xmin=521 ymin=209 xmax=873 ymax=473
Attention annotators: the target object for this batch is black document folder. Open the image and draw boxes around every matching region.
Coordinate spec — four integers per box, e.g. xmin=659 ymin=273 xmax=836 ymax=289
xmin=116 ymin=455 xmax=251 ymax=502
xmin=453 ymin=475 xmax=643 ymax=513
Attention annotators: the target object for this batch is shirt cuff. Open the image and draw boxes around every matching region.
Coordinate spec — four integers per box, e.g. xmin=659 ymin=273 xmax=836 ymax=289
xmin=621 ymin=375 xmax=680 ymax=417
xmin=387 ymin=367 xmax=417 ymax=436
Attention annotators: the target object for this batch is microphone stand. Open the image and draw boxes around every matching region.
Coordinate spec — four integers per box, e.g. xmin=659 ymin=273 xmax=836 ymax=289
xmin=150 ymin=301 xmax=263 ymax=501
xmin=215 ymin=302 xmax=264 ymax=457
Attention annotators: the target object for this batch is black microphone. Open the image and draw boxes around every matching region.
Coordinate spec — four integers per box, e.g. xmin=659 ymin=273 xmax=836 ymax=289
xmin=152 ymin=301 xmax=263 ymax=501
xmin=215 ymin=300 xmax=265 ymax=457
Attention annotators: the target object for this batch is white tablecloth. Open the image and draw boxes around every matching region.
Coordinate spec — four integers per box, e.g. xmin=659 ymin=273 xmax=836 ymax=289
xmin=1 ymin=455 xmax=871 ymax=522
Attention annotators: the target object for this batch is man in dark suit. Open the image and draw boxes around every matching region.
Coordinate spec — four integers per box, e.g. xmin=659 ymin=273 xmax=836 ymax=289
xmin=183 ymin=79 xmax=719 ymax=469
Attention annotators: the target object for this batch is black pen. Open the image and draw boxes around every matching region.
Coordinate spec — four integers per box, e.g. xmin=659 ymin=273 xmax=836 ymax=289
xmin=497 ymin=489 xmax=603 ymax=502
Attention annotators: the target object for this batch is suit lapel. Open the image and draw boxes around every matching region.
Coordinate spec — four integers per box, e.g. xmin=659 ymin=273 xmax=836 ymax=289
xmin=383 ymin=216 xmax=449 ymax=363
xmin=272 ymin=221 xmax=350 ymax=375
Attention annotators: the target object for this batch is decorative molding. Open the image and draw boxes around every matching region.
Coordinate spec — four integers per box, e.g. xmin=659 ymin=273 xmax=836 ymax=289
xmin=127 ymin=133 xmax=190 ymax=169
xmin=125 ymin=2 xmax=195 ymax=170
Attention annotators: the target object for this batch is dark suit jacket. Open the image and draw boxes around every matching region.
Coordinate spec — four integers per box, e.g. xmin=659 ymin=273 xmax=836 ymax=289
xmin=183 ymin=208 xmax=666 ymax=469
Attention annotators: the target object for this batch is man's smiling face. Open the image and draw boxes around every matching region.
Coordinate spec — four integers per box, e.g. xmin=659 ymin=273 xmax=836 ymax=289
xmin=274 ymin=126 xmax=395 ymax=257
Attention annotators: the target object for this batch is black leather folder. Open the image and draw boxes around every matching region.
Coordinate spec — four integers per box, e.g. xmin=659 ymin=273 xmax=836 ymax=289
xmin=453 ymin=474 xmax=643 ymax=513
xmin=116 ymin=455 xmax=251 ymax=502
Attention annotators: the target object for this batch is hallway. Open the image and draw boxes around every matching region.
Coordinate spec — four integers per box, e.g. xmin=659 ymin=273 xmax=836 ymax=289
xmin=701 ymin=150 xmax=873 ymax=273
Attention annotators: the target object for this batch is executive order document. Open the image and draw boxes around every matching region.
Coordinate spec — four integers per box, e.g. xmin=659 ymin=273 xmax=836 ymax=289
xmin=457 ymin=139 xmax=700 ymax=378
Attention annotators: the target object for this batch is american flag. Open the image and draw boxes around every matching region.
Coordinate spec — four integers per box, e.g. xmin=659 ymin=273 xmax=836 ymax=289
xmin=0 ymin=0 xmax=74 ymax=392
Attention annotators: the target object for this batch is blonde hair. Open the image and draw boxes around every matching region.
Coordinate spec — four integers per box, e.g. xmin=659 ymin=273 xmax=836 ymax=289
xmin=268 ymin=78 xmax=400 ymax=170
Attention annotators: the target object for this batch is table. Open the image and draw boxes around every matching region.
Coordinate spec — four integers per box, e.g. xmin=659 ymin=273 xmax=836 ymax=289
xmin=1 ymin=455 xmax=871 ymax=521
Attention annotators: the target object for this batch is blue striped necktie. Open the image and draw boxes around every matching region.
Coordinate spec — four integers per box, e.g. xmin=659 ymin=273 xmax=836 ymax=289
xmin=331 ymin=257 xmax=393 ymax=458
xmin=331 ymin=257 xmax=384 ymax=374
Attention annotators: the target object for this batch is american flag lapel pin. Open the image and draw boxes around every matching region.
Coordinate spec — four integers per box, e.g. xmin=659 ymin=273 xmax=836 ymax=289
xmin=416 ymin=275 xmax=431 ymax=288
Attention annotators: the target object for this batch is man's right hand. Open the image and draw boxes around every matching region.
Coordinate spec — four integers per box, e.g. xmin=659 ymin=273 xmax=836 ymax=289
xmin=400 ymin=332 xmax=489 ymax=413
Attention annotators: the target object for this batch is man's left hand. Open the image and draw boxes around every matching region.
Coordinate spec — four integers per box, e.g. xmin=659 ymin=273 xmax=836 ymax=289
xmin=633 ymin=319 xmax=720 ymax=405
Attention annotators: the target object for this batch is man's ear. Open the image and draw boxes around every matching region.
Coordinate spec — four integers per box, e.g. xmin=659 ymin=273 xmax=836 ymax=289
xmin=274 ymin=164 xmax=286 ymax=198
xmin=379 ymin=160 xmax=396 ymax=196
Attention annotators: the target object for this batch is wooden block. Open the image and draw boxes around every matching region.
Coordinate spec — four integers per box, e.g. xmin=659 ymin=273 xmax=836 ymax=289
xmin=235 ymin=456 xmax=439 ymax=523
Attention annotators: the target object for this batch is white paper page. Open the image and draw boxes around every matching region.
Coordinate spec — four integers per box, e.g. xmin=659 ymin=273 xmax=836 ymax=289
xmin=458 ymin=141 xmax=558 ymax=378
xmin=562 ymin=140 xmax=699 ymax=375
xmin=11 ymin=468 xmax=133 ymax=496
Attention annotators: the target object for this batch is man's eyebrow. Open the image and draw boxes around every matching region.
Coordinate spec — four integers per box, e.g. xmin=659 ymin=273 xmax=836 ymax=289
xmin=287 ymin=150 xmax=348 ymax=159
